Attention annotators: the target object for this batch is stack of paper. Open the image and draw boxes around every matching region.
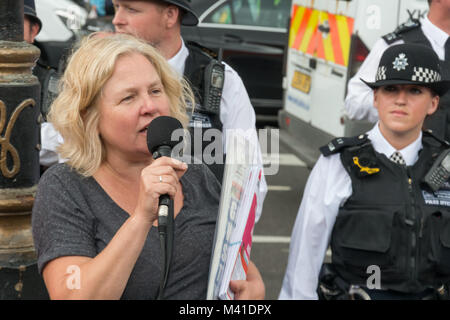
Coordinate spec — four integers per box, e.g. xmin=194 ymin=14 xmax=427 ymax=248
xmin=207 ymin=130 xmax=263 ymax=300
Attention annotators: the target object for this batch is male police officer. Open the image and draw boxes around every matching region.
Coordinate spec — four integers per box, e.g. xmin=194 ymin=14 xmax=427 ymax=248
xmin=345 ymin=0 xmax=450 ymax=140
xmin=23 ymin=0 xmax=41 ymax=44
xmin=112 ymin=0 xmax=267 ymax=218
xmin=24 ymin=0 xmax=61 ymax=117
xmin=23 ymin=0 xmax=63 ymax=168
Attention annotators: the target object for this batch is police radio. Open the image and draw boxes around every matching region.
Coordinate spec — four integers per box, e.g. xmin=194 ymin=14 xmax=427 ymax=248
xmin=202 ymin=59 xmax=224 ymax=115
xmin=424 ymin=149 xmax=450 ymax=192
xmin=41 ymin=69 xmax=60 ymax=120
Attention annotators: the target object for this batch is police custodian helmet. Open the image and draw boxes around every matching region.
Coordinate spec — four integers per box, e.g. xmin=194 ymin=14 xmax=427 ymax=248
xmin=24 ymin=0 xmax=42 ymax=32
xmin=361 ymin=43 xmax=450 ymax=97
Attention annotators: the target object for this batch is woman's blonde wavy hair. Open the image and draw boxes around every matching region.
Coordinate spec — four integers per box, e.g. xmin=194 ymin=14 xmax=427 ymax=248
xmin=48 ymin=33 xmax=194 ymax=177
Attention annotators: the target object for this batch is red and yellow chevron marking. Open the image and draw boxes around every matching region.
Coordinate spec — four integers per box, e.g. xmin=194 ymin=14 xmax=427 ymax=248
xmin=289 ymin=5 xmax=354 ymax=66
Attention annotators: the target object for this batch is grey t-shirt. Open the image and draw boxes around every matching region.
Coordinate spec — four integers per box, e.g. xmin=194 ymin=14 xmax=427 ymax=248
xmin=32 ymin=162 xmax=221 ymax=300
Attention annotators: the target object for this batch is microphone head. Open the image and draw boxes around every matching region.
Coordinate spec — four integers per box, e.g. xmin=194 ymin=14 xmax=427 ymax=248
xmin=146 ymin=116 xmax=183 ymax=154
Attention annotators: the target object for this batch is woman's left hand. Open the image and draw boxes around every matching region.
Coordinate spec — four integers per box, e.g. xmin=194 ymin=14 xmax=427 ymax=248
xmin=229 ymin=260 xmax=265 ymax=300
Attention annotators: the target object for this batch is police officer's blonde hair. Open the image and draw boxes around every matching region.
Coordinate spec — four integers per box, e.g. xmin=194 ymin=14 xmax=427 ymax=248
xmin=48 ymin=33 xmax=193 ymax=177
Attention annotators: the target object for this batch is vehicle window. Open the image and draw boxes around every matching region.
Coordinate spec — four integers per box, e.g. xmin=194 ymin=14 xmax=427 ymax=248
xmin=206 ymin=4 xmax=232 ymax=24
xmin=204 ymin=0 xmax=291 ymax=29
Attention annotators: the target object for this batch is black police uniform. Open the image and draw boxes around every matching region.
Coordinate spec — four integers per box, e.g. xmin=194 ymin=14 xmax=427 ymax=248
xmin=23 ymin=0 xmax=58 ymax=119
xmin=32 ymin=41 xmax=61 ymax=120
xmin=319 ymin=132 xmax=450 ymax=298
xmin=183 ymin=42 xmax=225 ymax=182
xmin=382 ymin=20 xmax=450 ymax=141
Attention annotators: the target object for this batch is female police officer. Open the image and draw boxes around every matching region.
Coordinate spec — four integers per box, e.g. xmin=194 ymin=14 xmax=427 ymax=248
xmin=280 ymin=43 xmax=450 ymax=300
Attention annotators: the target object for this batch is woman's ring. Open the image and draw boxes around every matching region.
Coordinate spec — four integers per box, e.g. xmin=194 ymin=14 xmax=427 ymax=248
xmin=159 ymin=176 xmax=163 ymax=183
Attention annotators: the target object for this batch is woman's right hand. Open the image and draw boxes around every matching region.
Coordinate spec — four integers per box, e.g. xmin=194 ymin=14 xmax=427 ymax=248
xmin=133 ymin=156 xmax=188 ymax=224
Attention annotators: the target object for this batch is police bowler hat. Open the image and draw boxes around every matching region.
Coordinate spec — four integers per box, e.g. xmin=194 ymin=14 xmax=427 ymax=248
xmin=24 ymin=0 xmax=42 ymax=32
xmin=120 ymin=0 xmax=199 ymax=26
xmin=161 ymin=0 xmax=198 ymax=26
xmin=361 ymin=43 xmax=450 ymax=96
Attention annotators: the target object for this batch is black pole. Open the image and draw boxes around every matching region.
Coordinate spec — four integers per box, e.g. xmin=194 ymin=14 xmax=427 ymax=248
xmin=0 ymin=0 xmax=48 ymax=299
xmin=0 ymin=0 xmax=23 ymax=41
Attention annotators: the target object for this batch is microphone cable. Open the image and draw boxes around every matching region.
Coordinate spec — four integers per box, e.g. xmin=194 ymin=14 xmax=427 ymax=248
xmin=156 ymin=198 xmax=174 ymax=300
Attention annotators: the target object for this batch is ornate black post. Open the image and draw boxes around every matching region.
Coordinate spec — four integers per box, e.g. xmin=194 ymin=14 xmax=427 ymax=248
xmin=0 ymin=0 xmax=48 ymax=299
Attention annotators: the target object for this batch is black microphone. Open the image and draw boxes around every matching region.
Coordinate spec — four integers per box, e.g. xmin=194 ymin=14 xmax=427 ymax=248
xmin=147 ymin=115 xmax=183 ymax=158
xmin=146 ymin=115 xmax=183 ymax=226
xmin=146 ymin=116 xmax=183 ymax=299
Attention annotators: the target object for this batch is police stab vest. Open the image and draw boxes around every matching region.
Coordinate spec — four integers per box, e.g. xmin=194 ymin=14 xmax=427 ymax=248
xmin=383 ymin=21 xmax=450 ymax=141
xmin=324 ymin=133 xmax=450 ymax=293
xmin=183 ymin=42 xmax=225 ymax=183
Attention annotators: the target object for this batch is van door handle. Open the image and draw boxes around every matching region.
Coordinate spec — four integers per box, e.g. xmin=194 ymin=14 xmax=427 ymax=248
xmin=222 ymin=34 xmax=243 ymax=43
xmin=318 ymin=21 xmax=330 ymax=34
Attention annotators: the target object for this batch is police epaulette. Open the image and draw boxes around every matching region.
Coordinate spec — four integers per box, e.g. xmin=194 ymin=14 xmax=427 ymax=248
xmin=382 ymin=19 xmax=421 ymax=45
xmin=382 ymin=32 xmax=401 ymax=45
xmin=423 ymin=129 xmax=450 ymax=147
xmin=185 ymin=40 xmax=218 ymax=59
xmin=320 ymin=134 xmax=369 ymax=157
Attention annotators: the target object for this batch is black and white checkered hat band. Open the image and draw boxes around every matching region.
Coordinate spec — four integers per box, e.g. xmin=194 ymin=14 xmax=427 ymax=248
xmin=375 ymin=66 xmax=441 ymax=83
xmin=375 ymin=66 xmax=387 ymax=81
xmin=412 ymin=67 xmax=441 ymax=83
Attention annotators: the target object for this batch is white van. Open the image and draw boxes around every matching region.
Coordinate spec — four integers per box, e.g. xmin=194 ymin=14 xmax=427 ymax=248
xmin=279 ymin=0 xmax=429 ymax=166
xmin=35 ymin=0 xmax=88 ymax=42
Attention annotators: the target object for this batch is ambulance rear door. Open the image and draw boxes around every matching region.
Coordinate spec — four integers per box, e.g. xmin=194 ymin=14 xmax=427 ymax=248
xmin=281 ymin=0 xmax=430 ymax=166
xmin=285 ymin=0 xmax=401 ymax=137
